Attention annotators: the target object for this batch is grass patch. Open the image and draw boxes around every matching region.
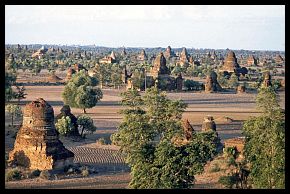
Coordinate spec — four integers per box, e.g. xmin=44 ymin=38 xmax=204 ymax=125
xmin=5 ymin=168 xmax=22 ymax=182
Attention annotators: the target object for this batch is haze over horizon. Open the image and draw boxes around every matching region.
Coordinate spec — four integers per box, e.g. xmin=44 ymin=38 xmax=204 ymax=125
xmin=5 ymin=5 xmax=285 ymax=51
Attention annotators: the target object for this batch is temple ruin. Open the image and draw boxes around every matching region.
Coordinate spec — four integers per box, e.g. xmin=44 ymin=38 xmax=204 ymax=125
xmin=262 ymin=71 xmax=272 ymax=88
xmin=9 ymin=98 xmax=74 ymax=170
xmin=204 ymin=71 xmax=222 ymax=93
xmin=237 ymin=85 xmax=246 ymax=93
xmin=247 ymin=55 xmax=257 ymax=66
xmin=151 ymin=52 xmax=170 ymax=79
xmin=219 ymin=51 xmax=241 ymax=74
xmin=201 ymin=116 xmax=216 ymax=131
xmin=164 ymin=46 xmax=175 ymax=59
xmin=275 ymin=54 xmax=284 ymax=64
xmin=65 ymin=64 xmax=88 ymax=81
xmin=137 ymin=49 xmax=148 ymax=61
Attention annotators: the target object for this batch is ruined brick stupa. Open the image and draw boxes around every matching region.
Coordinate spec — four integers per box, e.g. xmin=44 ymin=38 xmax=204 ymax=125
xmin=9 ymin=98 xmax=74 ymax=170
xmin=204 ymin=71 xmax=222 ymax=93
xmin=151 ymin=52 xmax=170 ymax=79
xmin=220 ymin=51 xmax=240 ymax=73
xmin=201 ymin=116 xmax=216 ymax=131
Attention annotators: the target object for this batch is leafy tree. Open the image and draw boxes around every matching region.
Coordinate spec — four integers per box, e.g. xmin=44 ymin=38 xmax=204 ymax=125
xmin=228 ymin=73 xmax=239 ymax=88
xmin=111 ymin=72 xmax=123 ymax=89
xmin=242 ymin=87 xmax=285 ymax=188
xmin=55 ymin=116 xmax=74 ymax=136
xmin=5 ymin=104 xmax=22 ymax=127
xmin=5 ymin=71 xmax=16 ymax=102
xmin=62 ymin=70 xmax=103 ymax=113
xmin=184 ymin=79 xmax=202 ymax=91
xmin=77 ymin=115 xmax=97 ymax=138
xmin=14 ymin=85 xmax=27 ymax=105
xmin=111 ymin=87 xmax=218 ymax=189
xmin=93 ymin=63 xmax=110 ymax=88
xmin=171 ymin=65 xmax=182 ymax=76
xmin=217 ymin=72 xmax=228 ymax=88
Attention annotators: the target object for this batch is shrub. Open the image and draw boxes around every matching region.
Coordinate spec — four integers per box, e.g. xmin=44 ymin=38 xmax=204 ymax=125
xmin=5 ymin=168 xmax=22 ymax=182
xmin=209 ymin=163 xmax=221 ymax=173
xmin=39 ymin=170 xmax=51 ymax=180
xmin=223 ymin=146 xmax=237 ymax=159
xmin=30 ymin=169 xmax=41 ymax=178
xmin=184 ymin=79 xmax=202 ymax=91
xmin=55 ymin=116 xmax=74 ymax=136
xmin=81 ymin=169 xmax=90 ymax=177
xmin=227 ymin=157 xmax=237 ymax=167
xmin=5 ymin=152 xmax=9 ymax=169
xmin=97 ymin=137 xmax=107 ymax=145
xmin=218 ymin=175 xmax=236 ymax=189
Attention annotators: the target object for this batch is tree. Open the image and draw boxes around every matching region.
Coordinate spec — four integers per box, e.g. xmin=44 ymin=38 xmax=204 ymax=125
xmin=93 ymin=63 xmax=110 ymax=88
xmin=5 ymin=104 xmax=22 ymax=127
xmin=111 ymin=72 xmax=123 ymax=89
xmin=242 ymin=87 xmax=285 ymax=188
xmin=217 ymin=72 xmax=228 ymax=88
xmin=184 ymin=79 xmax=202 ymax=91
xmin=14 ymin=85 xmax=27 ymax=105
xmin=5 ymin=71 xmax=16 ymax=102
xmin=62 ymin=70 xmax=103 ymax=114
xmin=111 ymin=87 xmax=218 ymax=189
xmin=55 ymin=116 xmax=74 ymax=136
xmin=228 ymin=73 xmax=239 ymax=88
xmin=77 ymin=115 xmax=97 ymax=138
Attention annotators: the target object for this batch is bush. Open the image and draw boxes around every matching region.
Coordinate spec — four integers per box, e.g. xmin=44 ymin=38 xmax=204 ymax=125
xmin=184 ymin=79 xmax=202 ymax=91
xmin=39 ymin=170 xmax=51 ymax=180
xmin=209 ymin=163 xmax=221 ymax=173
xmin=97 ymin=137 xmax=107 ymax=145
xmin=227 ymin=157 xmax=237 ymax=167
xmin=5 ymin=152 xmax=9 ymax=169
xmin=223 ymin=147 xmax=237 ymax=159
xmin=30 ymin=169 xmax=41 ymax=178
xmin=55 ymin=116 xmax=74 ymax=136
xmin=5 ymin=168 xmax=22 ymax=182
xmin=81 ymin=169 xmax=90 ymax=177
xmin=64 ymin=164 xmax=80 ymax=174
xmin=218 ymin=175 xmax=236 ymax=189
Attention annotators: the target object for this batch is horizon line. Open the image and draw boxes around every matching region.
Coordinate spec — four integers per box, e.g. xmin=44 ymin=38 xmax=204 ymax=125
xmin=5 ymin=43 xmax=285 ymax=52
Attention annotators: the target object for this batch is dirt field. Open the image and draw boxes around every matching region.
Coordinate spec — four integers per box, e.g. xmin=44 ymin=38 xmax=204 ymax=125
xmin=5 ymin=85 xmax=285 ymax=189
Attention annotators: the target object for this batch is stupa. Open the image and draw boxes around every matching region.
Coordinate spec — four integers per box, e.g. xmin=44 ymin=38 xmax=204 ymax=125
xmin=9 ymin=98 xmax=74 ymax=170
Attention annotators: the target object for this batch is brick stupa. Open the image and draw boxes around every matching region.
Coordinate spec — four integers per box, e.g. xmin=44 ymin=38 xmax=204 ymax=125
xmin=247 ymin=55 xmax=257 ymax=66
xmin=220 ymin=51 xmax=240 ymax=73
xmin=204 ymin=71 xmax=222 ymax=93
xmin=9 ymin=98 xmax=74 ymax=170
xmin=151 ymin=52 xmax=170 ymax=78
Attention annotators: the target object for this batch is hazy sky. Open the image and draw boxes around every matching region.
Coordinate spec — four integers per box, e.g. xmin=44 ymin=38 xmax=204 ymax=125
xmin=5 ymin=5 xmax=285 ymax=51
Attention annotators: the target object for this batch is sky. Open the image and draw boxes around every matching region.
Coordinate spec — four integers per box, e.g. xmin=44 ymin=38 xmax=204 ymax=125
xmin=5 ymin=5 xmax=285 ymax=51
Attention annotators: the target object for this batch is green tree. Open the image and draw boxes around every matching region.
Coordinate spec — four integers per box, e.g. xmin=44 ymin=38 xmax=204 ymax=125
xmin=228 ymin=73 xmax=239 ymax=88
xmin=111 ymin=68 xmax=123 ymax=89
xmin=93 ymin=63 xmax=110 ymax=88
xmin=14 ymin=85 xmax=27 ymax=105
xmin=5 ymin=104 xmax=22 ymax=127
xmin=55 ymin=116 xmax=74 ymax=136
xmin=62 ymin=70 xmax=103 ymax=113
xmin=111 ymin=87 xmax=218 ymax=189
xmin=242 ymin=87 xmax=285 ymax=188
xmin=184 ymin=79 xmax=201 ymax=91
xmin=77 ymin=115 xmax=97 ymax=138
xmin=5 ymin=71 xmax=16 ymax=102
